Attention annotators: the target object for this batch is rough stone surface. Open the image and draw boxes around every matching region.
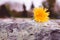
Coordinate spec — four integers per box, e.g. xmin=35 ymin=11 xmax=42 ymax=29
xmin=0 ymin=18 xmax=60 ymax=40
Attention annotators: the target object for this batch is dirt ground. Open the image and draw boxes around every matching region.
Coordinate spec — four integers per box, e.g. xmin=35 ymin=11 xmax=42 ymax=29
xmin=0 ymin=18 xmax=60 ymax=25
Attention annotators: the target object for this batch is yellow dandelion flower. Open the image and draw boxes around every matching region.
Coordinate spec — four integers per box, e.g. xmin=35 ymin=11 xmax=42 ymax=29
xmin=33 ymin=7 xmax=50 ymax=22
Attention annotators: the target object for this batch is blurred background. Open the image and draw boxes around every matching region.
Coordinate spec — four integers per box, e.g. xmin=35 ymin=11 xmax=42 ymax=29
xmin=0 ymin=0 xmax=60 ymax=19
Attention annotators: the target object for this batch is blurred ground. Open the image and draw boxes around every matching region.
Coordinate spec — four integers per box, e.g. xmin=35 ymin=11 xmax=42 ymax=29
xmin=0 ymin=18 xmax=60 ymax=40
xmin=0 ymin=18 xmax=60 ymax=25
